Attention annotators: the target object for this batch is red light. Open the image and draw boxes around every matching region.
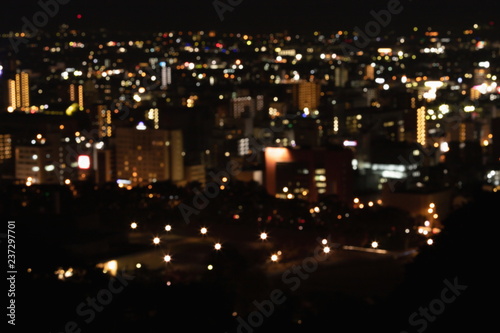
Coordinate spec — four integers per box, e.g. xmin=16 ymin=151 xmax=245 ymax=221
xmin=76 ymin=14 xmax=82 ymax=19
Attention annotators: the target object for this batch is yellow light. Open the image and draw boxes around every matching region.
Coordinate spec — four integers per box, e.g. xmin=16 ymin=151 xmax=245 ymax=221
xmin=130 ymin=222 xmax=138 ymax=229
xmin=207 ymin=264 xmax=213 ymax=270
xmin=359 ymin=204 xmax=364 ymax=209
xmin=222 ymin=177 xmax=228 ymax=182
xmin=483 ymin=140 xmax=489 ymax=146
xmin=136 ymin=263 xmax=142 ymax=268
xmin=214 ymin=243 xmax=222 ymax=250
xmin=64 ymin=179 xmax=71 ymax=185
xmin=283 ymin=186 xmax=288 ymax=193
xmin=353 ymin=198 xmax=359 ymax=204
xmin=428 ymin=208 xmax=433 ymax=214
xmin=368 ymin=201 xmax=374 ymax=207
xmin=271 ymin=254 xmax=278 ymax=262
xmin=429 ymin=203 xmax=435 ymax=208
xmin=433 ymin=214 xmax=439 ymax=219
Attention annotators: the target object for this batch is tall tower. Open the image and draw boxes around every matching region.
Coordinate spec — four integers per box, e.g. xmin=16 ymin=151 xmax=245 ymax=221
xmin=293 ymin=81 xmax=321 ymax=111
xmin=70 ymin=84 xmax=84 ymax=109
xmin=417 ymin=106 xmax=426 ymax=147
xmin=7 ymin=72 xmax=30 ymax=112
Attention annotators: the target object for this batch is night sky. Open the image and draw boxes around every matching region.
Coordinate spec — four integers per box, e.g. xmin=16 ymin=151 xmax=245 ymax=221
xmin=1 ymin=0 xmax=500 ymax=34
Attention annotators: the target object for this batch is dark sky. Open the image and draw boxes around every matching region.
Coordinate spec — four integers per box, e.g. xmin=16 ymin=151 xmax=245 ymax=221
xmin=1 ymin=0 xmax=499 ymax=34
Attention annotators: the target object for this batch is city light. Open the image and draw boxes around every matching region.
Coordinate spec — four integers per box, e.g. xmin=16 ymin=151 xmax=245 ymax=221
xmin=200 ymin=227 xmax=208 ymax=235
xmin=371 ymin=241 xmax=379 ymax=249
xmin=260 ymin=232 xmax=268 ymax=240
xmin=153 ymin=237 xmax=160 ymax=245
xmin=214 ymin=243 xmax=222 ymax=250
xmin=130 ymin=222 xmax=138 ymax=229
xmin=164 ymin=255 xmax=172 ymax=263
xmin=165 ymin=225 xmax=172 ymax=232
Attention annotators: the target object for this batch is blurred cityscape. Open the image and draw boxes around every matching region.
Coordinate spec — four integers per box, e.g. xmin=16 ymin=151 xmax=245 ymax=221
xmin=1 ymin=10 xmax=498 ymax=333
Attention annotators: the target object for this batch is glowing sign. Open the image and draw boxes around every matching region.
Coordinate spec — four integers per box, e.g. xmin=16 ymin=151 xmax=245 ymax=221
xmin=78 ymin=155 xmax=90 ymax=169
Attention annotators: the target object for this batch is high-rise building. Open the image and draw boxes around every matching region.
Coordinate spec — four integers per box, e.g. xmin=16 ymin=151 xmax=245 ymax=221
xmin=7 ymin=72 xmax=30 ymax=112
xmin=15 ymin=145 xmax=58 ymax=185
xmin=69 ymin=84 xmax=84 ymax=110
xmin=0 ymin=134 xmax=12 ymax=162
xmin=292 ymin=81 xmax=321 ymax=111
xmin=417 ymin=106 xmax=426 ymax=147
xmin=231 ymin=96 xmax=255 ymax=119
xmin=113 ymin=126 xmax=184 ymax=186
xmin=97 ymin=105 xmax=113 ymax=138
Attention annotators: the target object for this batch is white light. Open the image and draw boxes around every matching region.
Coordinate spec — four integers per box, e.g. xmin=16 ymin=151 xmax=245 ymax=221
xmin=44 ymin=165 xmax=55 ymax=172
xmin=383 ymin=84 xmax=390 ymax=90
xmin=214 ymin=243 xmax=222 ymax=250
xmin=260 ymin=232 xmax=268 ymax=240
xmin=136 ymin=122 xmax=147 ymax=130
xmin=32 ymin=154 xmax=38 ymax=160
xmin=78 ymin=155 xmax=90 ymax=169
xmin=375 ymin=78 xmax=385 ymax=84
xmin=153 ymin=237 xmax=160 ymax=245
xmin=323 ymin=246 xmax=331 ymax=254
xmin=371 ymin=241 xmax=379 ymax=249
xmin=130 ymin=222 xmax=138 ymax=229
xmin=427 ymin=239 xmax=434 ymax=245
xmin=271 ymin=254 xmax=278 ymax=262
xmin=164 ymin=255 xmax=171 ymax=262
xmin=321 ymin=239 xmax=328 ymax=245
xmin=165 ymin=225 xmax=172 ymax=231
xmin=200 ymin=227 xmax=208 ymax=235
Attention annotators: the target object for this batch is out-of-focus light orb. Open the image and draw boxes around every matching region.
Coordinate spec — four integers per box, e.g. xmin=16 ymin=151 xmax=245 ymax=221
xmin=207 ymin=264 xmax=213 ymax=270
xmin=371 ymin=241 xmax=379 ymax=249
xmin=427 ymin=239 xmax=434 ymax=245
xmin=153 ymin=237 xmax=160 ymax=245
xmin=424 ymin=221 xmax=430 ymax=227
xmin=271 ymin=254 xmax=278 ymax=262
xmin=164 ymin=255 xmax=171 ymax=262
xmin=429 ymin=203 xmax=435 ymax=208
xmin=260 ymin=232 xmax=268 ymax=240
xmin=165 ymin=225 xmax=172 ymax=231
xmin=321 ymin=239 xmax=328 ymax=245
xmin=136 ymin=263 xmax=142 ymax=268
xmin=200 ymin=227 xmax=208 ymax=235
xmin=214 ymin=243 xmax=222 ymax=250
xmin=405 ymin=228 xmax=410 ymax=234
xmin=130 ymin=222 xmax=138 ymax=229
xmin=166 ymin=281 xmax=171 ymax=286
xmin=323 ymin=246 xmax=331 ymax=254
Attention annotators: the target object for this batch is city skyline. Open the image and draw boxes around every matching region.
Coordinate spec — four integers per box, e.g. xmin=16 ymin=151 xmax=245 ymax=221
xmin=1 ymin=1 xmax=498 ymax=332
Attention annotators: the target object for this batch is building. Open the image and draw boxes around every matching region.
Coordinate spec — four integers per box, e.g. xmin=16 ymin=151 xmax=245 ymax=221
xmin=69 ymin=84 xmax=84 ymax=110
xmin=113 ymin=126 xmax=184 ymax=186
xmin=15 ymin=145 xmax=59 ymax=185
xmin=292 ymin=81 xmax=321 ymax=111
xmin=264 ymin=147 xmax=353 ymax=203
xmin=7 ymin=72 xmax=30 ymax=112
